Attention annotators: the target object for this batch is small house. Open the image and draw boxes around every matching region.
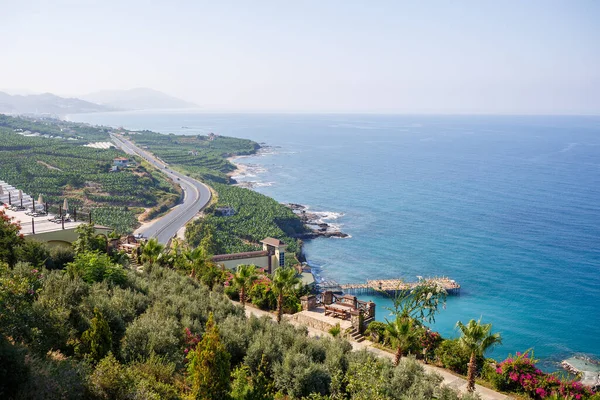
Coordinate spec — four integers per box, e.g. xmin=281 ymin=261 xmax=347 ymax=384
xmin=113 ymin=157 xmax=129 ymax=167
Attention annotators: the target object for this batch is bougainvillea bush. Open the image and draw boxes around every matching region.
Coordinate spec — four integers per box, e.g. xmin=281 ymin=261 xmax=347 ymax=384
xmin=490 ymin=350 xmax=596 ymax=399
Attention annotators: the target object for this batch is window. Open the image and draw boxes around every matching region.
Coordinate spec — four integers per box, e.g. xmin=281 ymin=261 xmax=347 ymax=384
xmin=279 ymin=252 xmax=285 ymax=267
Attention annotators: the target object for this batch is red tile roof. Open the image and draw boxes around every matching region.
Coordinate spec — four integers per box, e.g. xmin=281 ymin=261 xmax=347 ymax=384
xmin=260 ymin=237 xmax=286 ymax=247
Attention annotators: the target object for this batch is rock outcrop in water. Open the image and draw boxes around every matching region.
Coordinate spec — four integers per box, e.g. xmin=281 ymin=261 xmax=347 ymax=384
xmin=284 ymin=203 xmax=350 ymax=239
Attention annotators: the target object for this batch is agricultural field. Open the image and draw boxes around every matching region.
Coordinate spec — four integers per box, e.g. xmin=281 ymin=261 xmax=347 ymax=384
xmin=91 ymin=207 xmax=140 ymax=235
xmin=0 ymin=114 xmax=180 ymax=233
xmin=123 ymin=130 xmax=259 ymax=183
xmin=186 ymin=182 xmax=308 ymax=262
xmin=0 ymin=114 xmax=112 ymax=142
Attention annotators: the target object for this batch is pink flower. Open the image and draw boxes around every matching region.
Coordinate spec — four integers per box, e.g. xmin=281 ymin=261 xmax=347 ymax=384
xmin=496 ymin=367 xmax=502 ymax=374
xmin=509 ymin=372 xmax=519 ymax=381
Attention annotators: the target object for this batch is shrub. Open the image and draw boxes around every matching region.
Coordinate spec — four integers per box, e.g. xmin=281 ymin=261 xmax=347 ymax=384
xmin=418 ymin=328 xmax=443 ymax=361
xmin=329 ymin=323 xmax=341 ymax=338
xmin=120 ymin=310 xmax=182 ymax=364
xmin=16 ymin=239 xmax=50 ymax=268
xmin=77 ymin=308 xmax=112 ymax=363
xmin=47 ymin=246 xmax=75 ymax=270
xmin=273 ymin=352 xmax=331 ymax=398
xmin=225 ymin=284 xmax=240 ymax=301
xmin=66 ymin=251 xmax=127 ymax=286
xmin=365 ymin=321 xmax=387 ymax=343
xmin=248 ymin=281 xmax=276 ymax=310
xmin=0 ymin=337 xmax=28 ymax=398
xmin=491 ymin=350 xmax=595 ymax=399
xmin=435 ymin=338 xmax=484 ymax=375
xmin=88 ymin=353 xmax=133 ymax=399
xmin=18 ymin=352 xmax=91 ymax=400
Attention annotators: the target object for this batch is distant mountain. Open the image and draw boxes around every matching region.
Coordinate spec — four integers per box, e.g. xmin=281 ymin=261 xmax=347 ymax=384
xmin=0 ymin=92 xmax=111 ymax=115
xmin=81 ymin=88 xmax=197 ymax=110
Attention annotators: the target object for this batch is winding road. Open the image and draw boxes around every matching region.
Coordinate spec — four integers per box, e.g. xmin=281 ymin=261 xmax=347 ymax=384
xmin=110 ymin=133 xmax=212 ymax=244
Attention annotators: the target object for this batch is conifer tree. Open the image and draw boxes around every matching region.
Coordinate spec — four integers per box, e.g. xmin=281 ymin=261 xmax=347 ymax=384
xmin=186 ymin=312 xmax=231 ymax=400
xmin=79 ymin=308 xmax=112 ymax=362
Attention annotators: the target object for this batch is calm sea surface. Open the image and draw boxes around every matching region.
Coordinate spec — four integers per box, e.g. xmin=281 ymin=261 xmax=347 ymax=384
xmin=70 ymin=112 xmax=600 ymax=369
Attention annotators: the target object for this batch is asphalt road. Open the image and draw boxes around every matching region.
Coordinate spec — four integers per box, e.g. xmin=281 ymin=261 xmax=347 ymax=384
xmin=110 ymin=134 xmax=212 ymax=244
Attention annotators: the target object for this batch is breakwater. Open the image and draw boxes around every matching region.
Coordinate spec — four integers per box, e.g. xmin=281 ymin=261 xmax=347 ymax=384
xmin=319 ymin=277 xmax=460 ymax=296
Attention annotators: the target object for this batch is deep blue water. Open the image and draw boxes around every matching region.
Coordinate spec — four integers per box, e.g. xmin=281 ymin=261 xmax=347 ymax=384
xmin=70 ymin=112 xmax=600 ymax=369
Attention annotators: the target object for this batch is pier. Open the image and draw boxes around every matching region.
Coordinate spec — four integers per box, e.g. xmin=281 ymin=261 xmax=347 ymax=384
xmin=319 ymin=277 xmax=461 ymax=296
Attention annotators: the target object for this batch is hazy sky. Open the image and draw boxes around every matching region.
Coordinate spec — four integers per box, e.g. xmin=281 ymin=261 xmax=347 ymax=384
xmin=1 ymin=1 xmax=599 ymax=113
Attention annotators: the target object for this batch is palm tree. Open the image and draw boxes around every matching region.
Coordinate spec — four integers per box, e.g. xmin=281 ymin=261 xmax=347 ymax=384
xmin=456 ymin=318 xmax=502 ymax=392
xmin=385 ymin=316 xmax=418 ymax=366
xmin=141 ymin=238 xmax=164 ymax=265
xmin=272 ymin=267 xmax=300 ymax=323
xmin=184 ymin=246 xmax=208 ymax=278
xmin=232 ymin=264 xmax=258 ymax=308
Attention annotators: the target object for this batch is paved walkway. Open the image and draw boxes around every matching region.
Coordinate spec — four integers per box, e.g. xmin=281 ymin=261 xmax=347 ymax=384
xmin=233 ymin=301 xmax=512 ymax=400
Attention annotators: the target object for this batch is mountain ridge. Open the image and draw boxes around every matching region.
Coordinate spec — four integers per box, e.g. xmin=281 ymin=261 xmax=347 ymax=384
xmin=81 ymin=87 xmax=197 ymax=110
xmin=0 ymin=91 xmax=112 ymax=115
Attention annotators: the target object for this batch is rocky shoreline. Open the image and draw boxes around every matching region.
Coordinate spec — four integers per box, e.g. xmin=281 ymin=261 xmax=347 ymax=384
xmin=561 ymin=357 xmax=600 ymax=391
xmin=227 ymin=149 xmax=350 ymax=240
xmin=284 ymin=203 xmax=350 ymax=239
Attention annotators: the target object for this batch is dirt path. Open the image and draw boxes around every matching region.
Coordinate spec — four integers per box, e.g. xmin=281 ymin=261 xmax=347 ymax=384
xmin=37 ymin=160 xmax=62 ymax=171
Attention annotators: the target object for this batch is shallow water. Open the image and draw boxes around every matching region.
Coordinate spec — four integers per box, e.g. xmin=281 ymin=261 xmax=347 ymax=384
xmin=71 ymin=112 xmax=600 ymax=370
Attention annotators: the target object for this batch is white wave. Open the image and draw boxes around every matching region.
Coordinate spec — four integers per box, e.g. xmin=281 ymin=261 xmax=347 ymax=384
xmin=254 ymin=181 xmax=275 ymax=187
xmin=311 ymin=210 xmax=345 ymax=222
xmin=559 ymin=143 xmax=579 ymax=153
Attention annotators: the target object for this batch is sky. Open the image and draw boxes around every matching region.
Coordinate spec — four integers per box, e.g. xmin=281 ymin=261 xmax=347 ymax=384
xmin=1 ymin=0 xmax=599 ymax=114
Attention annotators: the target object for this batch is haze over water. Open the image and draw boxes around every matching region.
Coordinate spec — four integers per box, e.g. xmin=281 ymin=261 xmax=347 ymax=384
xmin=72 ymin=112 xmax=600 ymax=370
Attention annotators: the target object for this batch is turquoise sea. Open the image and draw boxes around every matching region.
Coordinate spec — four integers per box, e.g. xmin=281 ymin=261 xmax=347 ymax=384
xmin=70 ymin=112 xmax=600 ymax=370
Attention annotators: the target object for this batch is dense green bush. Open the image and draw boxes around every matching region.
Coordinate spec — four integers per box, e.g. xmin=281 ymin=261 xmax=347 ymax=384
xmin=435 ymin=338 xmax=484 ymax=375
xmin=0 ymin=337 xmax=28 ymax=399
xmin=66 ymin=251 xmax=127 ymax=286
xmin=248 ymin=281 xmax=277 ymax=310
xmin=46 ymin=246 xmax=75 ymax=270
xmin=365 ymin=321 xmax=387 ymax=343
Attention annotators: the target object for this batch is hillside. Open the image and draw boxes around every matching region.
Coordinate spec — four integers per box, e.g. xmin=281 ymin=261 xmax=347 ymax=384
xmin=0 ymin=92 xmax=111 ymax=115
xmin=81 ymin=87 xmax=197 ymax=110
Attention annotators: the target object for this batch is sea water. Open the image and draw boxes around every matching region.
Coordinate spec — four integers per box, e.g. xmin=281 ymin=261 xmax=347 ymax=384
xmin=70 ymin=112 xmax=600 ymax=369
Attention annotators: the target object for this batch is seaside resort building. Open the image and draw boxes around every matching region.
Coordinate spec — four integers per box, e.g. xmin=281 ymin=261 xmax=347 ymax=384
xmin=212 ymin=237 xmax=287 ymax=273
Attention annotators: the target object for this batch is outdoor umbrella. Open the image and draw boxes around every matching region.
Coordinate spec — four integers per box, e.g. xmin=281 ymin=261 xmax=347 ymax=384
xmin=36 ymin=194 xmax=44 ymax=210
xmin=63 ymin=198 xmax=69 ymax=211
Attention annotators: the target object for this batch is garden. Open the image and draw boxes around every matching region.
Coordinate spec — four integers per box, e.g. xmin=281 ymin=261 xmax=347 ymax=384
xmin=362 ymin=282 xmax=598 ymax=399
